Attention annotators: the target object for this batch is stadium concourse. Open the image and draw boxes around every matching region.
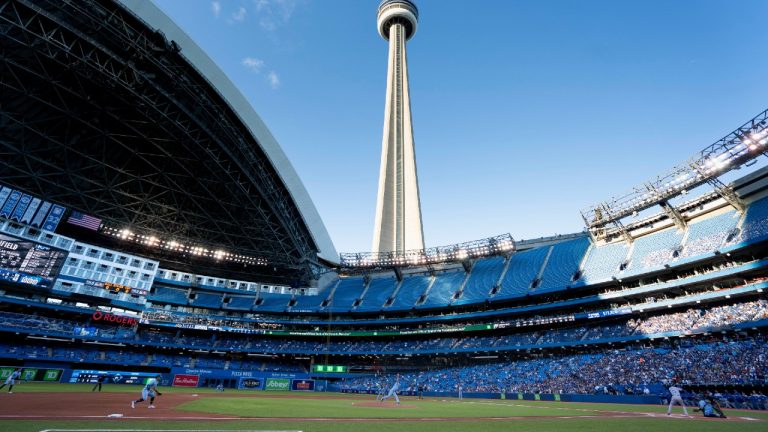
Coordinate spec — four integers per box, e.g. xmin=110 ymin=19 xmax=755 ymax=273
xmin=0 ymin=2 xmax=767 ymax=430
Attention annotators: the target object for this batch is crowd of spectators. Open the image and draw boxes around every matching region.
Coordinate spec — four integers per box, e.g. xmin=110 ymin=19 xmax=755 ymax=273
xmin=343 ymin=337 xmax=767 ymax=399
xmin=1 ymin=300 xmax=767 ymax=355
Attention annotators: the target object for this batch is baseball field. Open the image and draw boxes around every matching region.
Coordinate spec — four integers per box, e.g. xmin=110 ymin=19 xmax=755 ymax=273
xmin=0 ymin=383 xmax=764 ymax=432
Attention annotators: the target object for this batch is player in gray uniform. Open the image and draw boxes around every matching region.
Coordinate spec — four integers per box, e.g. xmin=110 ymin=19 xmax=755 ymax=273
xmin=131 ymin=374 xmax=163 ymax=408
xmin=379 ymin=373 xmax=401 ymax=405
xmin=667 ymin=381 xmax=689 ymax=417
xmin=0 ymin=369 xmax=22 ymax=394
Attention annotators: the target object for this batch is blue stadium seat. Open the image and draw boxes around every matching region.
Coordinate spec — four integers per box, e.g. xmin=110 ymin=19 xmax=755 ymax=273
xmin=189 ymin=292 xmax=223 ymax=308
xmin=681 ymin=210 xmax=739 ymax=259
xmin=625 ymin=227 xmax=683 ymax=274
xmin=536 ymin=236 xmax=590 ymax=293
xmin=454 ymin=256 xmax=505 ymax=306
xmin=149 ymin=286 xmax=189 ymax=305
xmin=290 ymin=291 xmax=328 ymax=312
xmin=253 ymin=292 xmax=290 ymax=312
xmin=580 ymin=241 xmax=629 ymax=284
xmin=493 ymin=247 xmax=549 ymax=300
xmin=355 ymin=276 xmax=398 ymax=312
xmin=224 ymin=295 xmax=256 ymax=311
xmin=741 ymin=196 xmax=768 ymax=242
xmin=327 ymin=277 xmax=367 ymax=313
xmin=417 ymin=270 xmax=466 ymax=309
xmin=387 ymin=275 xmax=431 ymax=311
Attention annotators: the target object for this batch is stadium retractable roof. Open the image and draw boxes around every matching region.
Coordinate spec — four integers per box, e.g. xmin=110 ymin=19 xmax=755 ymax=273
xmin=0 ymin=0 xmax=337 ymax=282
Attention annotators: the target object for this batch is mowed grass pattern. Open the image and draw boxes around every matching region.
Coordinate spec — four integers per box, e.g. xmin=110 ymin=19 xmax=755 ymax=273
xmin=178 ymin=396 xmax=603 ymax=418
xmin=0 ymin=383 xmax=765 ymax=432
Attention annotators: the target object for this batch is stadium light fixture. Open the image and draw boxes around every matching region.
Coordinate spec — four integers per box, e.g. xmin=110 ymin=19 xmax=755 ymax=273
xmin=582 ymin=107 xmax=768 ymax=233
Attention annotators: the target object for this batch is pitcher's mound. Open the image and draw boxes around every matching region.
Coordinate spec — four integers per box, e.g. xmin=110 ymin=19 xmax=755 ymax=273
xmin=353 ymin=401 xmax=417 ymax=409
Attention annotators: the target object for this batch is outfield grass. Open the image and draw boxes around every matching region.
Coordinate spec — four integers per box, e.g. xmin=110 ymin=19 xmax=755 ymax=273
xmin=2 ymin=418 xmax=764 ymax=432
xmin=0 ymin=382 xmax=764 ymax=432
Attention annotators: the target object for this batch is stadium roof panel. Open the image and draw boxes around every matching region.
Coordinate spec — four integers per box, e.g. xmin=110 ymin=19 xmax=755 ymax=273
xmin=119 ymin=0 xmax=337 ymax=263
xmin=0 ymin=0 xmax=337 ymax=282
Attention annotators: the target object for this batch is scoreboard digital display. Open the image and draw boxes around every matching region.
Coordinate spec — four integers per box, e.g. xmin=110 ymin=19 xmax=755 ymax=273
xmin=0 ymin=233 xmax=67 ymax=288
xmin=69 ymin=369 xmax=160 ymax=385
xmin=313 ymin=365 xmax=348 ymax=373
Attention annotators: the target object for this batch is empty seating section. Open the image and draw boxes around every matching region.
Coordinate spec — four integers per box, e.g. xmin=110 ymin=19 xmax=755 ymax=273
xmin=537 ymin=236 xmax=590 ymax=292
xmin=190 ymin=292 xmax=223 ymax=308
xmin=327 ymin=277 xmax=367 ymax=313
xmin=455 ymin=256 xmax=505 ymax=305
xmin=417 ymin=271 xmax=466 ymax=309
xmin=388 ymin=275 xmax=431 ymax=310
xmin=741 ymin=197 xmax=768 ymax=242
xmin=494 ymin=247 xmax=548 ymax=300
xmin=629 ymin=228 xmax=683 ymax=272
xmin=355 ymin=277 xmax=397 ymax=311
xmin=290 ymin=291 xmax=327 ymax=311
xmin=580 ymin=242 xmax=628 ymax=283
xmin=149 ymin=286 xmax=188 ymax=305
xmin=681 ymin=210 xmax=739 ymax=258
xmin=224 ymin=295 xmax=256 ymax=311
xmin=254 ymin=292 xmax=289 ymax=312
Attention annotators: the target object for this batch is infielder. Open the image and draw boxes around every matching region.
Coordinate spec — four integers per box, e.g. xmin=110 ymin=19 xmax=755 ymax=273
xmin=131 ymin=374 xmax=163 ymax=408
xmin=667 ymin=382 xmax=689 ymax=416
xmin=0 ymin=368 xmax=22 ymax=394
xmin=379 ymin=373 xmax=401 ymax=405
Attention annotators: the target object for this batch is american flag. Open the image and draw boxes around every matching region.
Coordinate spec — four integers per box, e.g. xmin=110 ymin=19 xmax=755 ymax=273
xmin=67 ymin=211 xmax=102 ymax=231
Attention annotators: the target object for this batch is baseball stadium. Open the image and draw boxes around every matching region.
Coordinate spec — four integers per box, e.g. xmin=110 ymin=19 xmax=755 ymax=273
xmin=0 ymin=0 xmax=766 ymax=432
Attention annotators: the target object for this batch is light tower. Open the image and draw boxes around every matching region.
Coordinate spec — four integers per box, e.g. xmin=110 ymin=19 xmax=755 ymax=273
xmin=372 ymin=0 xmax=425 ymax=254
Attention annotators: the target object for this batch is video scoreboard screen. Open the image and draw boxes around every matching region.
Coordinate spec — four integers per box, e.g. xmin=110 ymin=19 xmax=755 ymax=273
xmin=313 ymin=365 xmax=347 ymax=373
xmin=0 ymin=233 xmax=67 ymax=288
xmin=69 ymin=369 xmax=159 ymax=385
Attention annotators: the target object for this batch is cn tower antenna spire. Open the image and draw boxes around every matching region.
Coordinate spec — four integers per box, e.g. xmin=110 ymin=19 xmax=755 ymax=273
xmin=372 ymin=0 xmax=425 ymax=254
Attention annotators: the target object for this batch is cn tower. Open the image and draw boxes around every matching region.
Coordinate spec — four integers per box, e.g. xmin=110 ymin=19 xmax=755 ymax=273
xmin=372 ymin=0 xmax=425 ymax=254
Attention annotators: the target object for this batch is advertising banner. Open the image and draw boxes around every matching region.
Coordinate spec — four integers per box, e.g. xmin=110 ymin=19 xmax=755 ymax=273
xmin=238 ymin=377 xmax=263 ymax=390
xmin=264 ymin=378 xmax=290 ymax=391
xmin=172 ymin=374 xmax=200 ymax=387
xmin=291 ymin=379 xmax=315 ymax=391
xmin=0 ymin=367 xmax=62 ymax=382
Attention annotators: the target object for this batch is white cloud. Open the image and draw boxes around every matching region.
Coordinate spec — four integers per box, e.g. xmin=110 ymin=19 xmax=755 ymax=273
xmin=267 ymin=71 xmax=280 ymax=89
xmin=255 ymin=0 xmax=270 ymax=12
xmin=211 ymin=1 xmax=221 ymax=17
xmin=242 ymin=57 xmax=265 ymax=73
xmin=232 ymin=6 xmax=247 ymax=22
xmin=259 ymin=18 xmax=277 ymax=32
xmin=253 ymin=0 xmax=298 ymax=31
xmin=274 ymin=0 xmax=298 ymax=22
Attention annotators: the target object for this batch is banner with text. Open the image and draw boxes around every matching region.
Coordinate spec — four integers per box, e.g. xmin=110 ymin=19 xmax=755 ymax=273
xmin=291 ymin=379 xmax=315 ymax=391
xmin=264 ymin=378 xmax=290 ymax=391
xmin=172 ymin=374 xmax=200 ymax=387
xmin=238 ymin=377 xmax=263 ymax=390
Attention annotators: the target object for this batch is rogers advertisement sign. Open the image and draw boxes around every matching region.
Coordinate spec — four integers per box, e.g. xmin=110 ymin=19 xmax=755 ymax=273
xmin=172 ymin=374 xmax=199 ymax=387
xmin=92 ymin=311 xmax=138 ymax=326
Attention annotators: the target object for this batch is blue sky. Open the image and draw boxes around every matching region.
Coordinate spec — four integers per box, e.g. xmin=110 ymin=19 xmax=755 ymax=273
xmin=153 ymin=0 xmax=768 ymax=255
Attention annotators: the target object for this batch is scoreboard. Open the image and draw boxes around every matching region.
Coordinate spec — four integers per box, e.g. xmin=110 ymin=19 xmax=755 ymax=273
xmin=69 ymin=369 xmax=160 ymax=385
xmin=313 ymin=365 xmax=348 ymax=373
xmin=0 ymin=233 xmax=67 ymax=288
